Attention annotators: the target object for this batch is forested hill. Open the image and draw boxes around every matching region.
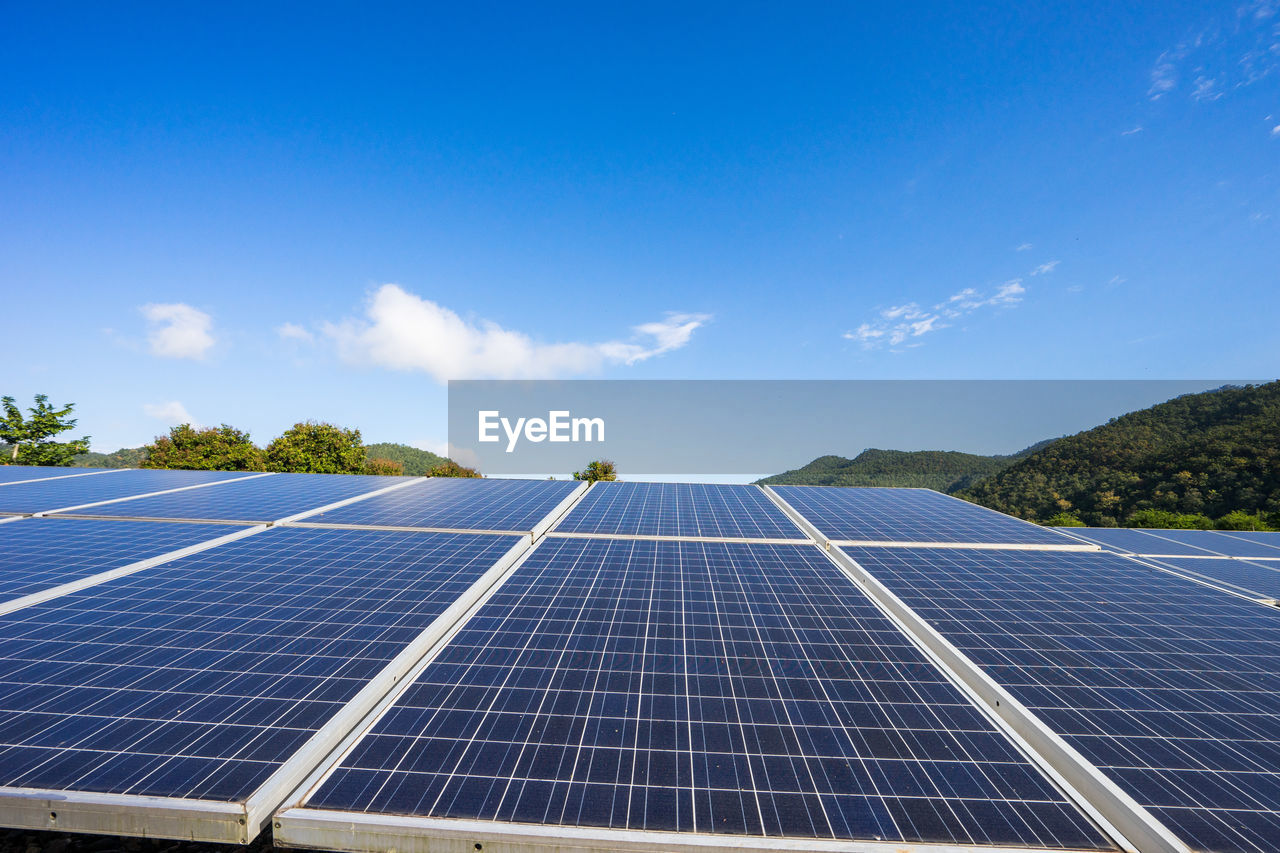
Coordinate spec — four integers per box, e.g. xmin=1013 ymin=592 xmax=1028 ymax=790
xmin=958 ymin=382 xmax=1280 ymax=526
xmin=757 ymin=441 xmax=1055 ymax=492
xmin=362 ymin=442 xmax=447 ymax=475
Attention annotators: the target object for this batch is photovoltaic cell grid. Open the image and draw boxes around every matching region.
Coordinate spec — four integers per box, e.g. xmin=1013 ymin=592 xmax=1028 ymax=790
xmin=303 ymin=477 xmax=581 ymax=533
xmin=842 ymin=546 xmax=1280 ymax=853
xmin=772 ymin=486 xmax=1078 ymax=546
xmin=305 ymin=537 xmax=1110 ymax=850
xmin=553 ymin=482 xmax=804 ymax=540
xmin=1057 ymin=528 xmax=1280 ymax=560
xmin=0 ymin=469 xmax=256 ymax=516
xmin=0 ymin=526 xmax=520 ymax=802
xmin=1139 ymin=556 xmax=1280 ymax=602
xmin=0 ymin=517 xmax=250 ymax=602
xmin=51 ymin=473 xmax=413 ymax=523
xmin=0 ymin=467 xmax=111 ymax=484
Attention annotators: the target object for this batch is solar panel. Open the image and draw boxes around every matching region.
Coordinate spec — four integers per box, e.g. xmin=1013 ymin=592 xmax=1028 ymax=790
xmin=302 ymin=477 xmax=582 ymax=534
xmin=1058 ymin=528 xmax=1280 ymax=560
xmin=771 ymin=486 xmax=1082 ymax=547
xmin=1212 ymin=532 xmax=1280 ymax=559
xmin=0 ymin=467 xmax=115 ymax=485
xmin=292 ymin=537 xmax=1109 ymax=850
xmin=1149 ymin=530 xmax=1280 ymax=560
xmin=553 ymin=482 xmax=805 ymax=540
xmin=0 ymin=469 xmax=258 ymax=516
xmin=0 ymin=517 xmax=253 ymax=603
xmin=1140 ymin=556 xmax=1280 ymax=602
xmin=0 ymin=526 xmax=523 ymax=841
xmin=50 ymin=473 xmax=415 ymax=523
xmin=842 ymin=545 xmax=1280 ymax=853
xmin=1052 ymin=527 xmax=1221 ymax=556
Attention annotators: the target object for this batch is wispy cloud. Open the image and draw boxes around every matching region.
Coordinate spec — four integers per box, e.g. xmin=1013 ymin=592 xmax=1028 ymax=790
xmin=844 ymin=280 xmax=1026 ymax=350
xmin=1147 ymin=3 xmax=1280 ymax=104
xmin=320 ymin=284 xmax=710 ymax=383
xmin=1108 ymin=275 xmax=1127 ymax=286
xmin=1030 ymin=260 xmax=1060 ymax=276
xmin=1271 ymin=124 xmax=1280 ymax=137
xmin=143 ymin=401 xmax=198 ymax=428
xmin=141 ymin=303 xmax=215 ymax=360
xmin=277 ymin=322 xmax=314 ymax=342
xmin=1015 ymin=242 xmax=1033 ymax=252
xmin=1122 ymin=125 xmax=1144 ymax=135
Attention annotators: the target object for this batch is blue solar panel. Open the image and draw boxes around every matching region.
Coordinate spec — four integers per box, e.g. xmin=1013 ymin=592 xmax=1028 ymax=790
xmin=1052 ymin=527 xmax=1221 ymax=556
xmin=0 ymin=467 xmax=113 ymax=484
xmin=51 ymin=473 xmax=413 ymax=523
xmin=773 ymin=486 xmax=1078 ymax=546
xmin=0 ymin=517 xmax=250 ymax=602
xmin=1151 ymin=530 xmax=1280 ymax=560
xmin=553 ymin=482 xmax=805 ymax=540
xmin=1141 ymin=556 xmax=1280 ymax=601
xmin=0 ymin=527 xmax=520 ymax=802
xmin=304 ymin=537 xmax=1108 ymax=849
xmin=1059 ymin=528 xmax=1280 ymax=560
xmin=304 ymin=477 xmax=581 ymax=532
xmin=843 ymin=545 xmax=1280 ymax=853
xmin=1213 ymin=532 xmax=1280 ymax=559
xmin=0 ymin=469 xmax=256 ymax=516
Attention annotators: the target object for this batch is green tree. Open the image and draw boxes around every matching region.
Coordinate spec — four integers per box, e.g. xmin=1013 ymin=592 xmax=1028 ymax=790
xmin=573 ymin=459 xmax=617 ymax=482
xmin=266 ymin=421 xmax=366 ymax=474
xmin=143 ymin=424 xmax=267 ymax=470
xmin=428 ymin=459 xmax=481 ymax=478
xmin=1043 ymin=511 xmax=1085 ymax=527
xmin=1215 ymin=510 xmax=1274 ymax=531
xmin=0 ymin=394 xmax=90 ymax=466
xmin=363 ymin=457 xmax=404 ymax=476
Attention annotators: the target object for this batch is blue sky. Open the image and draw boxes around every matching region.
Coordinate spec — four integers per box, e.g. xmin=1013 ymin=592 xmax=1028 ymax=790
xmin=2 ymin=2 xmax=1277 ymax=457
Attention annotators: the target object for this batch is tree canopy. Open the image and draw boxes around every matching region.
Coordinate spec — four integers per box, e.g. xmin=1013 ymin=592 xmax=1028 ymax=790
xmin=573 ymin=460 xmax=617 ymax=482
xmin=0 ymin=394 xmax=90 ymax=466
xmin=143 ymin=424 xmax=267 ymax=471
xmin=265 ymin=421 xmax=366 ymax=474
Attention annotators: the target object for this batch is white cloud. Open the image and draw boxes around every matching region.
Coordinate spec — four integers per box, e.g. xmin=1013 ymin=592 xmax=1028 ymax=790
xmin=141 ymin=303 xmax=215 ymax=360
xmin=1108 ymin=275 xmax=1127 ymax=286
xmin=143 ymin=401 xmax=198 ymax=427
xmin=277 ymin=322 xmax=314 ymax=342
xmin=1030 ymin=260 xmax=1060 ymax=276
xmin=322 ymin=284 xmax=710 ymax=383
xmin=844 ymin=280 xmax=1026 ymax=351
xmin=1149 ymin=50 xmax=1180 ymax=99
xmin=1271 ymin=124 xmax=1280 ymax=137
xmin=1121 ymin=125 xmax=1144 ymax=135
xmin=411 ymin=438 xmax=450 ymax=458
xmin=1015 ymin=242 xmax=1033 ymax=251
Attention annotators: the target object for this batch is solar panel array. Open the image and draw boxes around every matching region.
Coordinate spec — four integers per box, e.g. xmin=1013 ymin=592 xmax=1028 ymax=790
xmin=772 ymin=485 xmax=1082 ymax=547
xmin=0 ymin=466 xmax=114 ymax=484
xmin=0 ymin=468 xmax=258 ymax=516
xmin=303 ymin=537 xmax=1109 ymax=849
xmin=0 ymin=527 xmax=521 ymax=802
xmin=1059 ymin=527 xmax=1280 ymax=560
xmin=1141 ymin=556 xmax=1280 ymax=601
xmin=302 ymin=477 xmax=582 ymax=533
xmin=841 ymin=546 xmax=1280 ymax=853
xmin=0 ymin=517 xmax=252 ymax=602
xmin=51 ymin=472 xmax=415 ymax=524
xmin=2 ymin=468 xmax=1279 ymax=853
xmin=553 ymin=481 xmax=804 ymax=540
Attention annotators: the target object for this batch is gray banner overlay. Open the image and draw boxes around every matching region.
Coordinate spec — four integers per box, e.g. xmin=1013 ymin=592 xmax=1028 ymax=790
xmin=447 ymin=380 xmax=1254 ymax=476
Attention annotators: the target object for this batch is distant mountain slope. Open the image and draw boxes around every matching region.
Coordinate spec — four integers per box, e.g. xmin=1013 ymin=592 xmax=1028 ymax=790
xmin=958 ymin=382 xmax=1280 ymax=525
xmin=72 ymin=447 xmax=146 ymax=468
xmin=363 ymin=442 xmax=447 ymax=476
xmin=758 ymin=441 xmax=1055 ymax=492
